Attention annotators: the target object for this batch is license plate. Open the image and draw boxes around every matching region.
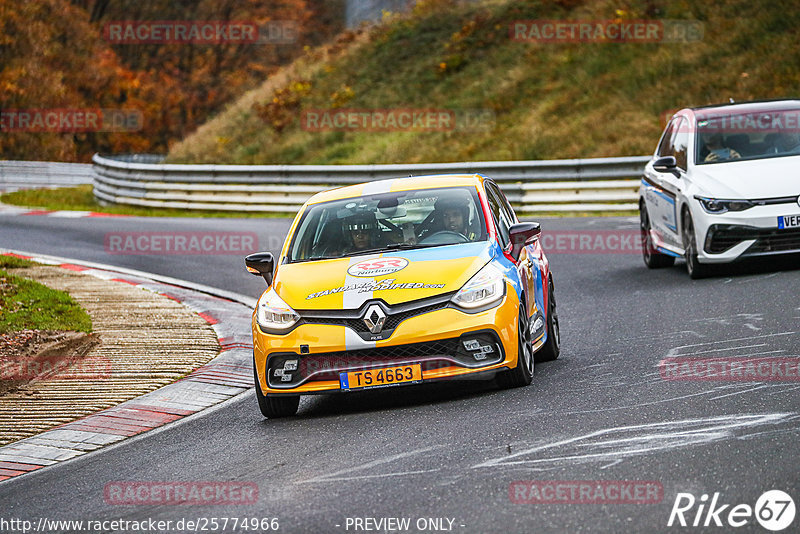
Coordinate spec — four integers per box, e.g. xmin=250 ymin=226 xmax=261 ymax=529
xmin=778 ymin=215 xmax=800 ymax=229
xmin=340 ymin=364 xmax=422 ymax=391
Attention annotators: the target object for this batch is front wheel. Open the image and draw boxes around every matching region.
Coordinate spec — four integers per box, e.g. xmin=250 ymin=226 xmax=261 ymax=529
xmin=640 ymin=202 xmax=675 ymax=268
xmin=681 ymin=210 xmax=711 ymax=279
xmin=254 ymin=358 xmax=299 ymax=418
xmin=497 ymin=302 xmax=534 ymax=388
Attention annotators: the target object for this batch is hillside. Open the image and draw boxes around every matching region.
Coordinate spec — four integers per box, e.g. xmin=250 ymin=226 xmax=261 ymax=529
xmin=167 ymin=0 xmax=800 ymax=164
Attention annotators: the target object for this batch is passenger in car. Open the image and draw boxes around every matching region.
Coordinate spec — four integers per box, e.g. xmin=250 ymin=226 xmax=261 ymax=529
xmin=775 ymin=132 xmax=800 ymax=154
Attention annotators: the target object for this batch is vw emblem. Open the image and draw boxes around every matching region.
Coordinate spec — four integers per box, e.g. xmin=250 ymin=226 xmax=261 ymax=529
xmin=363 ymin=304 xmax=387 ymax=334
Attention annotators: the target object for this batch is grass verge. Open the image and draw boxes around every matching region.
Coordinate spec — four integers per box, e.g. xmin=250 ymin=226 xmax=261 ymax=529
xmin=0 ymin=261 xmax=92 ymax=334
xmin=0 ymin=186 xmax=290 ymax=218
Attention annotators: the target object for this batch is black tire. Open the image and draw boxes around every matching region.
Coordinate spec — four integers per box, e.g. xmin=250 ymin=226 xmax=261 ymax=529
xmin=681 ymin=209 xmax=711 ymax=279
xmin=535 ymin=277 xmax=560 ymax=363
xmin=253 ymin=357 xmax=299 ymax=418
xmin=497 ymin=301 xmax=534 ymax=388
xmin=640 ymin=202 xmax=675 ymax=268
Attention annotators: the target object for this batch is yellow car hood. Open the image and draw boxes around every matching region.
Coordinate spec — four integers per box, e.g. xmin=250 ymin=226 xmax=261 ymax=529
xmin=274 ymin=242 xmax=493 ymax=310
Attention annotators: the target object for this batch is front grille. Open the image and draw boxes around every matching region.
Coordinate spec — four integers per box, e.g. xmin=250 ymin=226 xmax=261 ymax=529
xmin=706 ymin=225 xmax=800 ymax=255
xmin=298 ymin=294 xmax=452 ymax=339
xmin=267 ymin=332 xmax=503 ymax=388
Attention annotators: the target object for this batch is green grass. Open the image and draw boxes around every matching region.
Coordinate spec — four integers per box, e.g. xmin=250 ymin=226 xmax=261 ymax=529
xmin=0 ymin=256 xmax=34 ymax=269
xmin=0 ymin=186 xmax=289 ymax=218
xmin=167 ymin=0 xmax=800 ymax=166
xmin=0 ymin=267 xmax=92 ymax=333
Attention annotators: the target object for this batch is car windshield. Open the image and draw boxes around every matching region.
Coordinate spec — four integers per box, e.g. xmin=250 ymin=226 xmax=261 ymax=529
xmin=288 ymin=186 xmax=487 ymax=262
xmin=694 ymin=106 xmax=800 ymax=164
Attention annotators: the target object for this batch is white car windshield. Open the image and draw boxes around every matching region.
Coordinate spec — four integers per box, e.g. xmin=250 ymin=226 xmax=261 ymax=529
xmin=695 ymin=106 xmax=800 ymax=164
xmin=288 ymin=186 xmax=487 ymax=262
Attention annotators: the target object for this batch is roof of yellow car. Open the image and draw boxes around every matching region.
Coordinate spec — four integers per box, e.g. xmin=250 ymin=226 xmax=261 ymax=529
xmin=308 ymin=174 xmax=486 ymax=204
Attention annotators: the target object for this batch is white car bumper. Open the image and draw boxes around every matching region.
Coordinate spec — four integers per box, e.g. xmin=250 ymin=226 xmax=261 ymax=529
xmin=693 ymin=202 xmax=800 ymax=263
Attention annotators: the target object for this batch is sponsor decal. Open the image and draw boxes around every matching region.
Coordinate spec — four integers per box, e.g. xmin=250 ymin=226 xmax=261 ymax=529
xmin=347 ymin=258 xmax=409 ymax=277
xmin=306 ymin=279 xmax=445 ymax=299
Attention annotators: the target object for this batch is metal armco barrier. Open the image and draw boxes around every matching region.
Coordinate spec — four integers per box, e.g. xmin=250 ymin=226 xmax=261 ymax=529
xmin=89 ymin=154 xmax=650 ymax=214
xmin=0 ymin=160 xmax=93 ymax=192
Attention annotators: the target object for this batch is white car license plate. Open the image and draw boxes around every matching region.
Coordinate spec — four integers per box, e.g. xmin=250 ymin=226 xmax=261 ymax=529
xmin=777 ymin=215 xmax=800 ymax=229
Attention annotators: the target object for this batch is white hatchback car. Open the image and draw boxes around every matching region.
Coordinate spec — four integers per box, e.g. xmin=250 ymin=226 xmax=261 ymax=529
xmin=639 ymin=99 xmax=800 ymax=278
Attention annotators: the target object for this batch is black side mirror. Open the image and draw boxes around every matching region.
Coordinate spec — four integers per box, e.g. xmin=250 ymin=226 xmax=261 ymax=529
xmin=509 ymin=222 xmax=541 ymax=261
xmin=653 ymin=156 xmax=680 ymax=177
xmin=245 ymin=252 xmax=275 ymax=286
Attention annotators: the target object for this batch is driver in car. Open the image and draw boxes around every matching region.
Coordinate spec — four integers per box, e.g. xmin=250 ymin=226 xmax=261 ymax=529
xmin=703 ymin=133 xmax=741 ymax=162
xmin=344 ymin=212 xmax=380 ymax=252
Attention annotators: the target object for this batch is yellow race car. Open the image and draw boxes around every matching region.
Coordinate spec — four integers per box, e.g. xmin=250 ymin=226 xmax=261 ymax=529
xmin=245 ymin=174 xmax=560 ymax=417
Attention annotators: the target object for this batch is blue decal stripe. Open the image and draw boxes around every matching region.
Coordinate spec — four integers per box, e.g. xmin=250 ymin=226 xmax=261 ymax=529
xmin=657 ymin=246 xmax=682 ymax=258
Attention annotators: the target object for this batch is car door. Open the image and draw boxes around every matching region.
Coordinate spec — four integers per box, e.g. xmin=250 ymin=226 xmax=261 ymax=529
xmin=643 ymin=116 xmax=688 ymax=249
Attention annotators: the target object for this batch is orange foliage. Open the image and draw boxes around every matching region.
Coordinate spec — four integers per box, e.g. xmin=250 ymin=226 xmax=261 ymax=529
xmin=0 ymin=0 xmax=344 ymax=161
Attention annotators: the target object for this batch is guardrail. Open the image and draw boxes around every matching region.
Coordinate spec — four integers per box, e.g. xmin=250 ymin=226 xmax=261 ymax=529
xmin=0 ymin=161 xmax=93 ymax=192
xmin=92 ymin=154 xmax=650 ymax=214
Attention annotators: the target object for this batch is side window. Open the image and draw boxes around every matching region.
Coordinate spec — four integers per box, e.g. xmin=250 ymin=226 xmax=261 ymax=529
xmin=485 ymin=183 xmax=511 ymax=248
xmin=656 ymin=119 xmax=677 ymax=157
xmin=673 ymin=118 xmax=689 ymax=170
xmin=495 ymin=184 xmax=518 ymax=225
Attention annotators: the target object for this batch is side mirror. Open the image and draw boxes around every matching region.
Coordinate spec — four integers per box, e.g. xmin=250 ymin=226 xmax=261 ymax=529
xmin=509 ymin=222 xmax=541 ymax=261
xmin=245 ymin=252 xmax=275 ymax=286
xmin=653 ymin=156 xmax=680 ymax=177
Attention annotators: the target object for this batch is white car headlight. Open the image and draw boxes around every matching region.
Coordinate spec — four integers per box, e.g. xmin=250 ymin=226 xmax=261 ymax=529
xmin=451 ymin=263 xmax=506 ymax=310
xmin=256 ymin=288 xmax=299 ymax=332
xmin=695 ymin=196 xmax=756 ymax=214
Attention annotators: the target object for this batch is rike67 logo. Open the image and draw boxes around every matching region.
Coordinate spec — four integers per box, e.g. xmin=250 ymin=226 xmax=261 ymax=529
xmin=668 ymin=490 xmax=795 ymax=531
xmin=347 ymin=258 xmax=409 ymax=278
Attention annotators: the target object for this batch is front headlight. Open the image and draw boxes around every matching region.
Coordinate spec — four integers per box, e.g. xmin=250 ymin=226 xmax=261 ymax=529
xmin=256 ymin=288 xmax=299 ymax=332
xmin=451 ymin=263 xmax=506 ymax=310
xmin=695 ymin=196 xmax=755 ymax=214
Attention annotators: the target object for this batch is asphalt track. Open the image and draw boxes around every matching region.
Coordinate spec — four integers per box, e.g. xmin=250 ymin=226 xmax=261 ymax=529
xmin=0 ymin=213 xmax=799 ymax=533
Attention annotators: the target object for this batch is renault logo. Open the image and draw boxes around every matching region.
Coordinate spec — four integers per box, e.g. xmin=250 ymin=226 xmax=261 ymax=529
xmin=363 ymin=304 xmax=387 ymax=334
